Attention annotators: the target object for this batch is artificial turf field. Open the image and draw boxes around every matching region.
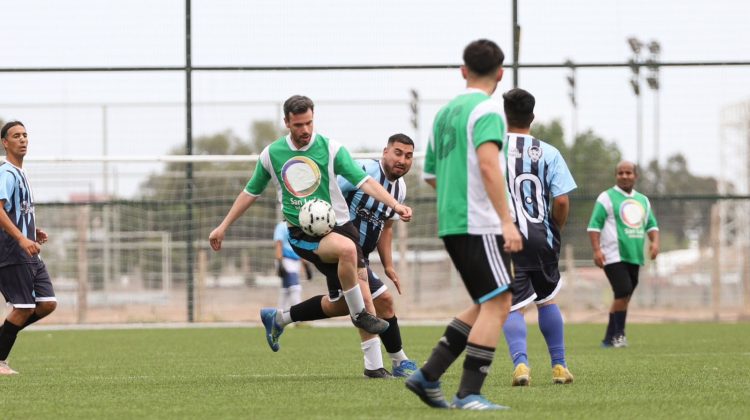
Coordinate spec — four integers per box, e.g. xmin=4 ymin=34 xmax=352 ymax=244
xmin=1 ymin=323 xmax=748 ymax=419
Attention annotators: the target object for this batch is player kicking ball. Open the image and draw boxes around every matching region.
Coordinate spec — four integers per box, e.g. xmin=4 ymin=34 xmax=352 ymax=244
xmin=210 ymin=96 xmax=412 ymax=340
xmin=261 ymin=134 xmax=418 ymax=379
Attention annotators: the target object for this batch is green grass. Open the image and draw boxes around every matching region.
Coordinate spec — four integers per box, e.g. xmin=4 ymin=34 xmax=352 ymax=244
xmin=1 ymin=323 xmax=749 ymax=419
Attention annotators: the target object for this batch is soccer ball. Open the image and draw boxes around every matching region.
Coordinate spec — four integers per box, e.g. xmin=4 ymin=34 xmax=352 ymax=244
xmin=298 ymin=198 xmax=336 ymax=237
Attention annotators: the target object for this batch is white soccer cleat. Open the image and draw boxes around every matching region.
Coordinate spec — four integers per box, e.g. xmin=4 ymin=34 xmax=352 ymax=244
xmin=0 ymin=360 xmax=19 ymax=375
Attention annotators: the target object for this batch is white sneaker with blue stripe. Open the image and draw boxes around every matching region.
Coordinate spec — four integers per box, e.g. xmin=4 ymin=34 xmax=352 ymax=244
xmin=451 ymin=394 xmax=509 ymax=410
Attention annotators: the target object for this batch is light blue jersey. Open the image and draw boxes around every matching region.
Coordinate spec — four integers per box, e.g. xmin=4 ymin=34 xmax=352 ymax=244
xmin=0 ymin=161 xmax=38 ymax=266
xmin=504 ymin=133 xmax=576 ymax=270
xmin=274 ymin=221 xmax=300 ymax=260
xmin=338 ymin=159 xmax=406 ymax=256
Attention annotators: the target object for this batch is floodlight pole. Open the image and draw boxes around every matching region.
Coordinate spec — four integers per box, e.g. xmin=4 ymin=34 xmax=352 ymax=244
xmin=647 ymin=40 xmax=662 ymax=190
xmin=185 ymin=0 xmax=195 ymax=322
xmin=512 ymin=0 xmax=520 ymax=88
xmin=628 ymin=37 xmax=644 ymax=168
xmin=565 ymin=59 xmax=577 ymax=143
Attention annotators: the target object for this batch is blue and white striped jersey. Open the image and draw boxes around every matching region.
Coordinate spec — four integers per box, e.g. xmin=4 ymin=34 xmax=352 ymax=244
xmin=505 ymin=133 xmax=576 ymax=270
xmin=338 ymin=159 xmax=406 ymax=257
xmin=0 ymin=161 xmax=38 ymax=266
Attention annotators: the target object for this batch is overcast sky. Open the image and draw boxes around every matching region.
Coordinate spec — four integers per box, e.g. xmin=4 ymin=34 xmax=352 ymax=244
xmin=1 ymin=0 xmax=749 ymax=199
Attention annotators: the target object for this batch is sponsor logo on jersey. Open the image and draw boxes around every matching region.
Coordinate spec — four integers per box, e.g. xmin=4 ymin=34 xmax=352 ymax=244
xmin=281 ymin=156 xmax=321 ymax=197
xmin=619 ymin=198 xmax=645 ymax=228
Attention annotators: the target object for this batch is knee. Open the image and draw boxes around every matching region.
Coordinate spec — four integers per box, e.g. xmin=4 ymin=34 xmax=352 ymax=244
xmin=338 ymin=242 xmax=357 ymax=264
xmin=374 ymin=292 xmax=394 ymax=318
xmin=37 ymin=301 xmax=57 ymax=317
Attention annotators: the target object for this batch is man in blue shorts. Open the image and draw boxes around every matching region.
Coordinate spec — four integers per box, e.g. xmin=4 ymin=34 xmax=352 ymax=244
xmin=500 ymin=88 xmax=576 ymax=386
xmin=0 ymin=121 xmax=58 ymax=375
xmin=262 ymin=134 xmax=418 ymax=379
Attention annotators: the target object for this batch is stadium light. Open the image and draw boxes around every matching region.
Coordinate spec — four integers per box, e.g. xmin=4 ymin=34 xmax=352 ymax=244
xmin=409 ymin=88 xmax=419 ymax=130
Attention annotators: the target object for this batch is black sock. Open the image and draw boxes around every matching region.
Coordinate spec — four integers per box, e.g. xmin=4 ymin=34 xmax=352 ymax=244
xmin=379 ymin=316 xmax=402 ymax=354
xmin=289 ymin=295 xmax=327 ymax=322
xmin=0 ymin=320 xmax=22 ymax=360
xmin=22 ymin=313 xmax=41 ymax=329
xmin=604 ymin=312 xmax=615 ymax=342
xmin=457 ymin=343 xmax=495 ymax=398
xmin=614 ymin=311 xmax=627 ymax=336
xmin=421 ymin=318 xmax=471 ymax=382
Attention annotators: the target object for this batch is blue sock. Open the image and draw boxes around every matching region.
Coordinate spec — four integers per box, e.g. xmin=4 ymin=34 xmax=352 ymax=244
xmin=538 ymin=304 xmax=566 ymax=368
xmin=502 ymin=310 xmax=528 ymax=367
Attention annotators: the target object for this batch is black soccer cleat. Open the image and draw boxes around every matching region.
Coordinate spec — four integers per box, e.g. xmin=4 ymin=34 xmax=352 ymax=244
xmin=364 ymin=367 xmax=394 ymax=379
xmin=351 ymin=309 xmax=389 ymax=334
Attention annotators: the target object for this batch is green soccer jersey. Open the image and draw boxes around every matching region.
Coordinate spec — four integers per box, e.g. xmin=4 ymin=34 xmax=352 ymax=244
xmin=587 ymin=186 xmax=659 ymax=266
xmin=244 ymin=133 xmax=369 ymax=227
xmin=423 ymin=88 xmax=507 ymax=237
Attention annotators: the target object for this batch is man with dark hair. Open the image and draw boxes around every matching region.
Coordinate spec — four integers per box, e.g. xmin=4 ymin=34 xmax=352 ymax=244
xmin=0 ymin=121 xmax=58 ymax=375
xmin=500 ymin=88 xmax=577 ymax=387
xmin=210 ymin=96 xmax=412 ymax=339
xmin=588 ymin=161 xmax=659 ymax=348
xmin=406 ymin=39 xmax=522 ymax=411
xmin=261 ymin=134 xmax=418 ymax=379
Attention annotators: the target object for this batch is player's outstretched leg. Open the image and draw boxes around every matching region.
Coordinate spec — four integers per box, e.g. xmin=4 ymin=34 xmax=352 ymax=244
xmin=260 ymin=308 xmax=285 ymax=352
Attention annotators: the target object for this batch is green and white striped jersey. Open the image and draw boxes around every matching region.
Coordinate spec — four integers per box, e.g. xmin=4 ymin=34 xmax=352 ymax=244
xmin=587 ymin=186 xmax=659 ymax=266
xmin=244 ymin=133 xmax=369 ymax=227
xmin=423 ymin=88 xmax=507 ymax=237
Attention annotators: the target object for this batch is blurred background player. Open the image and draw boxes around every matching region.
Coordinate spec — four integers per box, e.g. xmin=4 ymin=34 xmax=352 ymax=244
xmin=588 ymin=161 xmax=659 ymax=348
xmin=406 ymin=39 xmax=522 ymax=411
xmin=0 ymin=121 xmax=57 ymax=375
xmin=273 ymin=219 xmax=311 ymax=310
xmin=262 ymin=134 xmax=418 ymax=379
xmin=209 ymin=95 xmax=412 ymax=340
xmin=500 ymin=88 xmax=576 ymax=386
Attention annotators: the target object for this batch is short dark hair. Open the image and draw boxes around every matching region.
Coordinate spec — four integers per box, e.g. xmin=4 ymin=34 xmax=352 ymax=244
xmin=387 ymin=133 xmax=414 ymax=148
xmin=1 ymin=121 xmax=25 ymax=140
xmin=463 ymin=39 xmax=505 ymax=76
xmin=283 ymin=95 xmax=314 ymax=119
xmin=503 ymin=88 xmax=535 ymax=128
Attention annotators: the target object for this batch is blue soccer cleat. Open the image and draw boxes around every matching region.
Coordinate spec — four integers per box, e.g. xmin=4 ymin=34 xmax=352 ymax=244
xmin=260 ymin=308 xmax=284 ymax=352
xmin=392 ymin=359 xmax=418 ymax=378
xmin=404 ymin=369 xmax=449 ymax=408
xmin=451 ymin=394 xmax=509 ymax=411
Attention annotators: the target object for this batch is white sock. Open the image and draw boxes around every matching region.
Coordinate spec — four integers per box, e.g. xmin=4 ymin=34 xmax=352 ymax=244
xmin=276 ymin=309 xmax=293 ymax=327
xmin=388 ymin=350 xmax=409 ymax=366
xmin=361 ymin=337 xmax=384 ymax=370
xmin=343 ymin=284 xmax=366 ymax=318
xmin=288 ymin=285 xmax=302 ymax=306
xmin=278 ymin=288 xmax=290 ymax=310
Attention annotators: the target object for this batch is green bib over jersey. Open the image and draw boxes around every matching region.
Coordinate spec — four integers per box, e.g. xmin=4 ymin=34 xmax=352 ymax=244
xmin=245 ymin=133 xmax=368 ymax=227
xmin=423 ymin=89 xmax=507 ymax=237
xmin=587 ymin=186 xmax=658 ymax=266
